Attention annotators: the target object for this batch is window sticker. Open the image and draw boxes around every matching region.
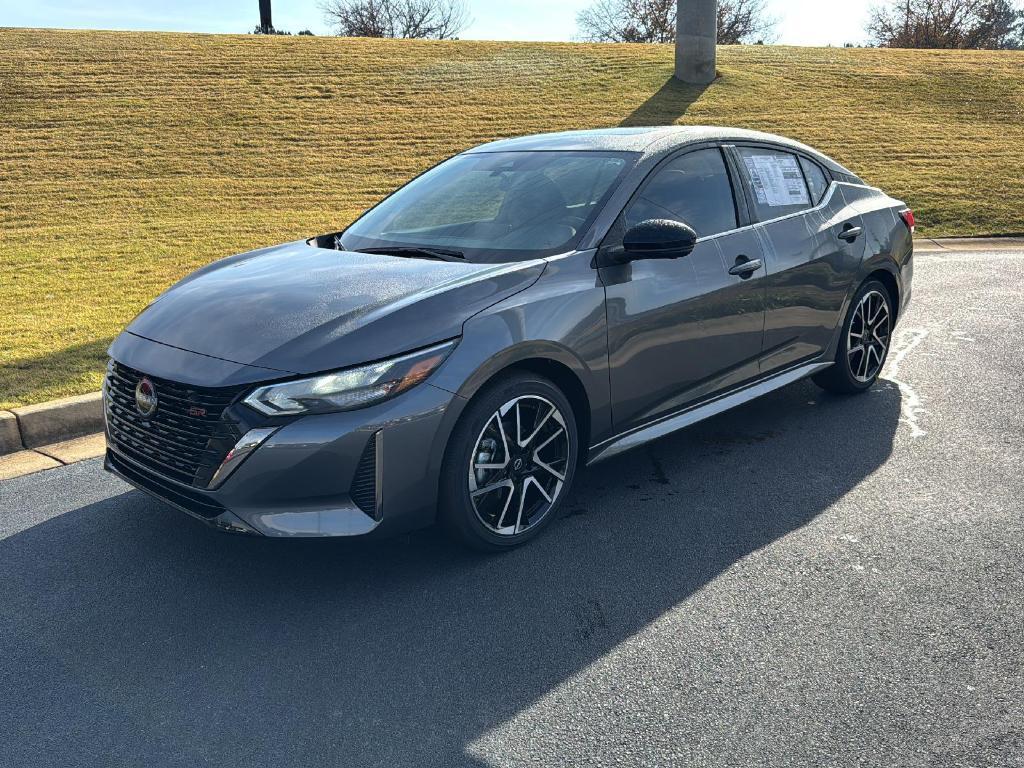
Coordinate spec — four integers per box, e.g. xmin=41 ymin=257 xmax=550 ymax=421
xmin=742 ymin=154 xmax=810 ymax=207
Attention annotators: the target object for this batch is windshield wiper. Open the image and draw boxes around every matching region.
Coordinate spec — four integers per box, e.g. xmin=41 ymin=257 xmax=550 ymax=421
xmin=355 ymin=246 xmax=466 ymax=262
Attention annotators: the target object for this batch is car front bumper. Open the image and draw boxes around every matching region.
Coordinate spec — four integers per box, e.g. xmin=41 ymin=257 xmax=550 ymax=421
xmin=104 ymin=380 xmax=464 ymax=538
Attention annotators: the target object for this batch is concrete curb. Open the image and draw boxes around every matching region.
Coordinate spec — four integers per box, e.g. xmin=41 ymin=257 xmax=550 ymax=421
xmin=3 ymin=392 xmax=104 ymax=455
xmin=0 ymin=411 xmax=21 ymax=454
xmin=915 ymin=236 xmax=1024 ymax=252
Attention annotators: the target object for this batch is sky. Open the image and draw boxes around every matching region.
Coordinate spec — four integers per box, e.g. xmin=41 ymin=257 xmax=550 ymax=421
xmin=0 ymin=0 xmax=877 ymax=47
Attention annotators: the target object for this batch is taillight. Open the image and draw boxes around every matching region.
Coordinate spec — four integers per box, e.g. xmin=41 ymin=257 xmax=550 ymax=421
xmin=900 ymin=209 xmax=916 ymax=234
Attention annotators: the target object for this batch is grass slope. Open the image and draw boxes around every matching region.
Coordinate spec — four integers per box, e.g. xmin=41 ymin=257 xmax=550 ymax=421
xmin=2 ymin=28 xmax=1023 ymax=407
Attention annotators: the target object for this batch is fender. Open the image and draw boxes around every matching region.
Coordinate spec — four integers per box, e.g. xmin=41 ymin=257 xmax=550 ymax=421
xmin=449 ymin=338 xmax=597 ymax=404
xmin=420 ymin=337 xmax=606 ymax=525
xmin=429 ymin=252 xmax=613 ymax=442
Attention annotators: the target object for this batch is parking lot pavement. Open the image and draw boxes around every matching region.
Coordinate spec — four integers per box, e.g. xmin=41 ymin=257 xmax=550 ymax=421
xmin=1 ymin=248 xmax=1022 ymax=768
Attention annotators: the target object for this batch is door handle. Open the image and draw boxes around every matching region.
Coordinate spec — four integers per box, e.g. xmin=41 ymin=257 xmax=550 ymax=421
xmin=838 ymin=224 xmax=863 ymax=242
xmin=728 ymin=257 xmax=763 ymax=278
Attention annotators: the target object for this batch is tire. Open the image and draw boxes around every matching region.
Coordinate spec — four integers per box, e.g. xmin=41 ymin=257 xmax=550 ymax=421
xmin=439 ymin=372 xmax=579 ymax=551
xmin=813 ymin=278 xmax=894 ymax=394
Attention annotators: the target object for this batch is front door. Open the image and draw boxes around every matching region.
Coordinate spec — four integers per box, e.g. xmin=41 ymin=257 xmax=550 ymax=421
xmin=598 ymin=146 xmax=767 ymax=434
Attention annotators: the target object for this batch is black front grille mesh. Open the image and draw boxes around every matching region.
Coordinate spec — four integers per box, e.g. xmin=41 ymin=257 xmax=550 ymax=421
xmin=107 ymin=450 xmax=228 ymax=519
xmin=350 ymin=432 xmax=379 ymax=520
xmin=104 ymin=361 xmax=247 ymax=486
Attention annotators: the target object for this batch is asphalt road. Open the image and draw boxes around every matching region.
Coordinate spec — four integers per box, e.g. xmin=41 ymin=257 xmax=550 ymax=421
xmin=2 ymin=248 xmax=1022 ymax=768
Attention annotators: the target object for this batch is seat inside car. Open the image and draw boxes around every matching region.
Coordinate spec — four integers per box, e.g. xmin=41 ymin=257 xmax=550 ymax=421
xmin=494 ymin=174 xmax=574 ymax=247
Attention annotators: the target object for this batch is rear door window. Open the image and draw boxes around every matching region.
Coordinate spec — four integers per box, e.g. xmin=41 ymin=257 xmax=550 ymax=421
xmin=737 ymin=147 xmax=812 ymax=221
xmin=799 ymin=157 xmax=830 ymax=205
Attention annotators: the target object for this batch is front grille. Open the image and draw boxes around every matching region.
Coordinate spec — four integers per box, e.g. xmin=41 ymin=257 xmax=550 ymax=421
xmin=107 ymin=449 xmax=228 ymax=519
xmin=104 ymin=360 xmax=248 ymax=487
xmin=349 ymin=432 xmax=380 ymax=520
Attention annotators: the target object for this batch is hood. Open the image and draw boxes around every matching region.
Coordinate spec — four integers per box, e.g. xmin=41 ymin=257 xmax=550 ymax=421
xmin=125 ymin=241 xmax=545 ymax=374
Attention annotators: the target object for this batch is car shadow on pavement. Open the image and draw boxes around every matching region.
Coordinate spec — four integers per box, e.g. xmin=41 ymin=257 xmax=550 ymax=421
xmin=0 ymin=378 xmax=901 ymax=767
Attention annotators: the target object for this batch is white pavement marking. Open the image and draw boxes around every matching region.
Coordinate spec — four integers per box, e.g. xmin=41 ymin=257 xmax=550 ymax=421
xmin=883 ymin=327 xmax=930 ymax=439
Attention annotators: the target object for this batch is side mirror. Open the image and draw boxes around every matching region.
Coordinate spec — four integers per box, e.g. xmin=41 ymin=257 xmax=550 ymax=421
xmin=620 ymin=219 xmax=698 ymax=262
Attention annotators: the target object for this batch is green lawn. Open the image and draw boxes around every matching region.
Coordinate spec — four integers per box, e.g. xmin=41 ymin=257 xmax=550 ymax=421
xmin=2 ymin=28 xmax=1022 ymax=408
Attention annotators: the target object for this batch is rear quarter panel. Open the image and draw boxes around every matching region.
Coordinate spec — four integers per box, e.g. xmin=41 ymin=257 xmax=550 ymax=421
xmin=840 ymin=183 xmax=913 ymax=319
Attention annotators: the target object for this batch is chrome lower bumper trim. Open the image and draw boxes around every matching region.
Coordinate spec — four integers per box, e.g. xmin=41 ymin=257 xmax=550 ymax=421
xmin=207 ymin=427 xmax=278 ymax=490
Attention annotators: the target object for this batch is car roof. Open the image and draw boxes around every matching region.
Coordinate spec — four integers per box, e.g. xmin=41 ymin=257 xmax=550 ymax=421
xmin=466 ymin=127 xmax=688 ymax=153
xmin=465 ymin=126 xmax=854 ymax=176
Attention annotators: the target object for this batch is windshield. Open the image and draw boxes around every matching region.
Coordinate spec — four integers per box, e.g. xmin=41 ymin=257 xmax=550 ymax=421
xmin=341 ymin=151 xmax=635 ymax=263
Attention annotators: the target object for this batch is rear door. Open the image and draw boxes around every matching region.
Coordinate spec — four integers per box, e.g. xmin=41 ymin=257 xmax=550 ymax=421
xmin=730 ymin=145 xmax=866 ymax=373
xmin=599 ymin=145 xmax=767 ymax=433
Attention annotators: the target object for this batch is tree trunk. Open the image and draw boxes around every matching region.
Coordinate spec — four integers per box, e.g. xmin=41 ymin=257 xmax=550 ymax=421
xmin=675 ymin=0 xmax=717 ymax=84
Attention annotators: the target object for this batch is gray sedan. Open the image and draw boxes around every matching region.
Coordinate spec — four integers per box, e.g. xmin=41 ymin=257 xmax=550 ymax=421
xmin=103 ymin=126 xmax=914 ymax=549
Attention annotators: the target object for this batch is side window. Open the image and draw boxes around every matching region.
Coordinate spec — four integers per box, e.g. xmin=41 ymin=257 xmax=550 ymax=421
xmin=737 ymin=147 xmax=812 ymax=220
xmin=623 ymin=148 xmax=738 ymax=238
xmin=799 ymin=157 xmax=830 ymax=205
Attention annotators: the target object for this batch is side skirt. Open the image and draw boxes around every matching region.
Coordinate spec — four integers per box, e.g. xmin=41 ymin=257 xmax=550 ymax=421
xmin=586 ymin=361 xmax=833 ymax=465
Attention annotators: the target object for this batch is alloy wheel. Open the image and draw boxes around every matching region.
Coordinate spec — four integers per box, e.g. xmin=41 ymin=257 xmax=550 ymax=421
xmin=848 ymin=289 xmax=891 ymax=383
xmin=468 ymin=395 xmax=570 ymax=536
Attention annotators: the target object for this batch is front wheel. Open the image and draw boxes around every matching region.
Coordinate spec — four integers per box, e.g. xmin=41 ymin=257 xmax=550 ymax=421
xmin=439 ymin=373 xmax=578 ymax=551
xmin=813 ymin=279 xmax=894 ymax=394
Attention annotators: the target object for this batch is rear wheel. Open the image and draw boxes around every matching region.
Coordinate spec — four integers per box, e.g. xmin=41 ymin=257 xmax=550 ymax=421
xmin=813 ymin=279 xmax=894 ymax=394
xmin=439 ymin=373 xmax=578 ymax=551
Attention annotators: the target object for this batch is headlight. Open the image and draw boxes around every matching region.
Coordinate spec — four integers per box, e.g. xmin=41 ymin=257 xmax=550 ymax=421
xmin=243 ymin=340 xmax=456 ymax=416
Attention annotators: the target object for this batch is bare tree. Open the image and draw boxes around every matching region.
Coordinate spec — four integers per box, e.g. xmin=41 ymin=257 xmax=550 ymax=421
xmin=577 ymin=0 xmax=775 ymax=44
xmin=981 ymin=0 xmax=1024 ymax=46
xmin=868 ymin=0 xmax=1024 ymax=48
xmin=716 ymin=0 xmax=773 ymax=43
xmin=321 ymin=0 xmax=470 ymax=39
xmin=578 ymin=0 xmax=676 ymax=43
